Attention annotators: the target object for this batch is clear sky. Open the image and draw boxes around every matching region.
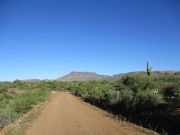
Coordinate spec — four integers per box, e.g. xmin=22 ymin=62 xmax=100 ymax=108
xmin=0 ymin=0 xmax=180 ymax=81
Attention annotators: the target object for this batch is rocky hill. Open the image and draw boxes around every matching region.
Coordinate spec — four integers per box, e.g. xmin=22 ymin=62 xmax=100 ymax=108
xmin=57 ymin=71 xmax=110 ymax=81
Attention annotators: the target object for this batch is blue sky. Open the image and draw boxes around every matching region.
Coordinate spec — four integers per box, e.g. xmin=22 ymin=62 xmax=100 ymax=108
xmin=0 ymin=0 xmax=180 ymax=81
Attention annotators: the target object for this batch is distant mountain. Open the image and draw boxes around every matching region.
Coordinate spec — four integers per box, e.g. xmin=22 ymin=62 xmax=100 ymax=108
xmin=57 ymin=71 xmax=110 ymax=81
xmin=113 ymin=71 xmax=180 ymax=79
xmin=57 ymin=71 xmax=180 ymax=81
xmin=154 ymin=71 xmax=180 ymax=77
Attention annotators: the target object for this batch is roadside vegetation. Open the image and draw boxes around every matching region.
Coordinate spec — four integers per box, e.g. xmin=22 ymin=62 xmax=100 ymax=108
xmin=0 ymin=81 xmax=52 ymax=129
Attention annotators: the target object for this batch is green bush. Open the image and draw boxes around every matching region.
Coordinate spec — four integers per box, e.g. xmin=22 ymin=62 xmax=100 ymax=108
xmin=0 ymin=85 xmax=8 ymax=93
xmin=135 ymin=90 xmax=163 ymax=107
xmin=0 ymin=108 xmax=19 ymax=128
xmin=174 ymin=89 xmax=180 ymax=107
xmin=106 ymin=90 xmax=121 ymax=104
xmin=163 ymin=84 xmax=180 ymax=108
xmin=13 ymin=88 xmax=50 ymax=114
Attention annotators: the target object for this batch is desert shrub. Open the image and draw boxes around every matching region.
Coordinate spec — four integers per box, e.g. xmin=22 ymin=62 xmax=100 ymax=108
xmin=74 ymin=83 xmax=87 ymax=97
xmin=0 ymin=108 xmax=18 ymax=128
xmin=106 ymin=90 xmax=121 ymax=104
xmin=122 ymin=76 xmax=156 ymax=93
xmin=163 ymin=84 xmax=180 ymax=108
xmin=0 ymin=85 xmax=8 ymax=93
xmin=13 ymin=95 xmax=35 ymax=113
xmin=174 ymin=89 xmax=180 ymax=108
xmin=119 ymin=89 xmax=134 ymax=104
xmin=13 ymin=80 xmax=25 ymax=89
xmin=135 ymin=90 xmax=163 ymax=107
xmin=13 ymin=88 xmax=50 ymax=114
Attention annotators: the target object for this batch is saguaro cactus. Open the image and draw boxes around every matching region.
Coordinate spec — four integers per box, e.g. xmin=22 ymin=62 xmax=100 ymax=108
xmin=147 ymin=62 xmax=152 ymax=77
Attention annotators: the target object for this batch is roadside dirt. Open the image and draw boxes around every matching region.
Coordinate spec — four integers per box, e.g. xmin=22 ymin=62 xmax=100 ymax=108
xmin=24 ymin=91 xmax=155 ymax=135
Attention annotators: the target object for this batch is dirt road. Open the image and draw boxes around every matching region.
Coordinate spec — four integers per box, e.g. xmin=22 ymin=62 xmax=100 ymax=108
xmin=26 ymin=92 xmax=149 ymax=135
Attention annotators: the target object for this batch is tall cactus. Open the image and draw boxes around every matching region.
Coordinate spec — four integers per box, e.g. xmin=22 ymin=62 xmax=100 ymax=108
xmin=147 ymin=62 xmax=152 ymax=77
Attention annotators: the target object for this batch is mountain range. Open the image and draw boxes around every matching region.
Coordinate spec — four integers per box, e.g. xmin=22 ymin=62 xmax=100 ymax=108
xmin=57 ymin=71 xmax=180 ymax=81
xmin=16 ymin=71 xmax=180 ymax=82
